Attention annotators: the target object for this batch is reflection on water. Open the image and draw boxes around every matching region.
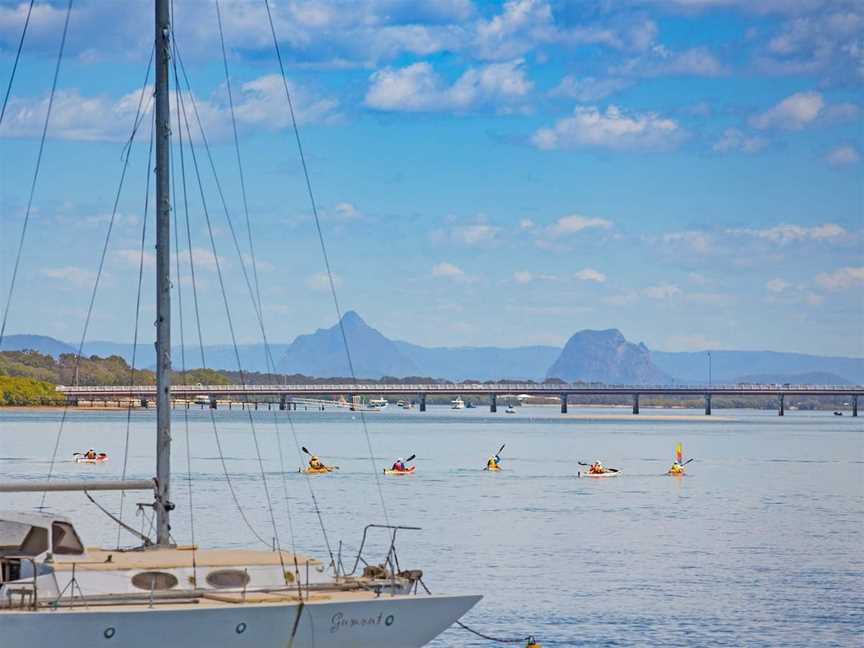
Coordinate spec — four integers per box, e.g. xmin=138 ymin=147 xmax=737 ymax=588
xmin=1 ymin=406 xmax=861 ymax=646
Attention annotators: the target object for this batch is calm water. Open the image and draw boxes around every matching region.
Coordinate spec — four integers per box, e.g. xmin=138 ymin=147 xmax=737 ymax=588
xmin=1 ymin=405 xmax=861 ymax=646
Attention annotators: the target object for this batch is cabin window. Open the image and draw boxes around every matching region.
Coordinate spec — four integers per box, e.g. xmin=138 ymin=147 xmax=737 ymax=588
xmin=18 ymin=526 xmax=49 ymax=556
xmin=51 ymin=522 xmax=84 ymax=555
xmin=206 ymin=569 xmax=251 ymax=589
xmin=131 ymin=571 xmax=178 ymax=591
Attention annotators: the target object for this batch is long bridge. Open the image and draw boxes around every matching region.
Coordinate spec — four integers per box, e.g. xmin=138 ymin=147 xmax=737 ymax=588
xmin=56 ymin=383 xmax=862 ymax=416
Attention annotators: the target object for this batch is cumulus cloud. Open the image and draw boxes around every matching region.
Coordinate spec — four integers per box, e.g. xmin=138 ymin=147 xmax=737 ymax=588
xmin=512 ymin=270 xmax=558 ymax=284
xmin=574 ymin=268 xmax=607 ymax=283
xmin=41 ymin=266 xmax=97 ymax=288
xmin=713 ymin=127 xmax=768 ymax=154
xmin=0 ymin=76 xmax=339 ymax=142
xmin=643 ymin=283 xmax=682 ymax=299
xmin=473 ymin=0 xmax=555 ymax=60
xmin=543 ymin=214 xmax=613 ymax=239
xmin=365 ymin=59 xmax=532 ymax=112
xmin=549 ymin=76 xmax=631 ymax=102
xmin=766 ymin=278 xmax=791 ymax=293
xmin=111 ymin=249 xmax=156 ymax=269
xmin=815 ymin=266 xmax=864 ymax=291
xmin=662 ymin=231 xmax=713 ymax=254
xmin=432 ymin=261 xmax=472 ymax=281
xmin=727 ymin=223 xmax=847 ymax=244
xmin=824 ymin=145 xmax=860 ymax=167
xmin=747 ymin=91 xmax=857 ymax=131
xmin=531 ymin=105 xmax=684 ymax=151
xmin=615 ymin=46 xmax=729 ymax=77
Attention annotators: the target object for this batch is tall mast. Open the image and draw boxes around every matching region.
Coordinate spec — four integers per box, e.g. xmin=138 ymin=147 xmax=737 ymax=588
xmin=154 ymin=0 xmax=172 ymax=546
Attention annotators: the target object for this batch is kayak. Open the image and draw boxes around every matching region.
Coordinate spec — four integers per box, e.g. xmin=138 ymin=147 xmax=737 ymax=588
xmin=667 ymin=470 xmax=686 ymax=477
xmin=74 ymin=453 xmax=108 ymax=464
xmin=383 ymin=466 xmax=415 ymax=475
xmin=484 ymin=465 xmax=502 ymax=472
xmin=582 ymin=470 xmax=620 ymax=478
xmin=300 ymin=466 xmax=336 ymax=474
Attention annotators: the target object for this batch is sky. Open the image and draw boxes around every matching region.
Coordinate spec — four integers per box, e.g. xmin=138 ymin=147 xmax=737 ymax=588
xmin=0 ymin=0 xmax=861 ymax=357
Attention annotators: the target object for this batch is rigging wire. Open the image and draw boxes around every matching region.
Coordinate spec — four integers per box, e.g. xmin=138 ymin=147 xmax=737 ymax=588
xmin=0 ymin=0 xmax=34 ymax=127
xmin=116 ymin=110 xmax=155 ymax=548
xmin=214 ymin=0 xmax=300 ymax=565
xmin=40 ymin=33 xmax=155 ymax=506
xmin=0 ymin=0 xmax=73 ymax=351
xmin=173 ymin=39 xmax=336 ymax=567
xmin=262 ymin=0 xmax=391 ymax=526
xmin=172 ymin=59 xmax=271 ymax=549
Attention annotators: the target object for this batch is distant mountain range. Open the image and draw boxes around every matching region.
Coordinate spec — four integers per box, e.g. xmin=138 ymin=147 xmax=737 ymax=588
xmin=2 ymin=312 xmax=862 ymax=384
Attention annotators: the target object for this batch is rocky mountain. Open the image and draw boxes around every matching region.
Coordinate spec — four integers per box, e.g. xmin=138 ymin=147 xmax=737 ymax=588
xmin=276 ymin=311 xmax=419 ymax=379
xmin=546 ymin=329 xmax=671 ymax=384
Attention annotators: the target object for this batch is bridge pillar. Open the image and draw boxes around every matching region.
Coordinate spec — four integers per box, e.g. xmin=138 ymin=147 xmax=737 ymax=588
xmin=209 ymin=396 xmax=217 ymax=410
xmin=705 ymin=394 xmax=712 ymax=416
xmin=633 ymin=393 xmax=640 ymax=415
xmin=419 ymin=394 xmax=426 ymax=412
xmin=280 ymin=395 xmax=287 ymax=411
xmin=778 ymin=394 xmax=785 ymax=416
xmin=490 ymin=394 xmax=497 ymax=413
xmin=560 ymin=393 xmax=568 ymax=414
xmin=853 ymin=395 xmax=858 ymax=417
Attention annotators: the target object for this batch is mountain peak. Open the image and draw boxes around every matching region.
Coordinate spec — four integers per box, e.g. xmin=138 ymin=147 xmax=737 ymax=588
xmin=546 ymin=328 xmax=669 ymax=384
xmin=340 ymin=310 xmax=366 ymax=327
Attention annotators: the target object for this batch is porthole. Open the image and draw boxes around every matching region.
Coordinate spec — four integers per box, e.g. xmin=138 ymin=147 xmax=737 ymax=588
xmin=206 ymin=569 xmax=251 ymax=589
xmin=131 ymin=571 xmax=179 ymax=591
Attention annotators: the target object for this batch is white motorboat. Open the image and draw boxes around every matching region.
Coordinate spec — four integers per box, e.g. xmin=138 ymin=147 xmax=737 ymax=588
xmin=0 ymin=2 xmax=481 ymax=644
xmin=451 ymin=397 xmax=466 ymax=410
xmin=368 ymin=397 xmax=389 ymax=410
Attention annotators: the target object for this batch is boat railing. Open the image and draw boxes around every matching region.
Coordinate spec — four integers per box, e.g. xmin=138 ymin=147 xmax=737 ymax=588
xmin=342 ymin=524 xmax=421 ymax=579
xmin=0 ymin=557 xmax=39 ymax=610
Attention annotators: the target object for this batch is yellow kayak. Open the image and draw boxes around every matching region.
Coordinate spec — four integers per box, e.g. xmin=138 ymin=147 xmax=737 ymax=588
xmin=484 ymin=465 xmax=502 ymax=471
xmin=300 ymin=466 xmax=337 ymax=474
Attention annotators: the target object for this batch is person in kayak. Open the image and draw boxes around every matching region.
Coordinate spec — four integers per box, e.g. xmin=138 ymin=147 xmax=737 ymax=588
xmin=589 ymin=461 xmax=606 ymax=475
xmin=486 ymin=455 xmax=500 ymax=470
xmin=85 ymin=449 xmax=97 ymax=460
xmin=391 ymin=457 xmax=407 ymax=472
xmin=668 ymin=461 xmax=685 ymax=475
xmin=308 ymin=455 xmax=324 ymax=470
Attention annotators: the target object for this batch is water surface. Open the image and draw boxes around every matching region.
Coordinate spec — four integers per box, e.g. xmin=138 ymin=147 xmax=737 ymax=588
xmin=1 ymin=406 xmax=861 ymax=646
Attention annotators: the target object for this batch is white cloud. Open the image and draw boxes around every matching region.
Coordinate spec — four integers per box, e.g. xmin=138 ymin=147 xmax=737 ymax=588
xmin=432 ymin=261 xmax=471 ymax=281
xmin=766 ymin=278 xmax=791 ymax=293
xmin=549 ymin=76 xmax=631 ymax=102
xmin=112 ymin=249 xmax=156 ymax=269
xmin=544 ymin=214 xmax=613 ymax=239
xmin=474 ymin=0 xmax=555 ymax=60
xmin=365 ymin=59 xmax=532 ymax=112
xmin=183 ymin=247 xmax=224 ymax=273
xmin=0 ymin=76 xmax=339 ymax=142
xmin=643 ymin=283 xmax=682 ymax=299
xmin=333 ymin=202 xmax=362 ymax=220
xmin=574 ymin=268 xmax=607 ymax=283
xmin=513 ymin=271 xmax=535 ymax=285
xmin=615 ymin=46 xmax=729 ymax=77
xmin=532 ymin=105 xmax=684 ymax=151
xmin=453 ymin=224 xmax=500 ymax=245
xmin=713 ymin=127 xmax=768 ymax=154
xmin=749 ymin=91 xmax=824 ymax=130
xmin=825 ymin=145 xmax=860 ymax=167
xmin=519 ymin=218 xmax=536 ymax=230
xmin=41 ymin=266 xmax=97 ymax=288
xmin=662 ymin=230 xmax=712 ymax=254
xmin=305 ymin=272 xmax=342 ymax=292
xmin=727 ymin=223 xmax=847 ymax=244
xmin=815 ymin=266 xmax=864 ymax=291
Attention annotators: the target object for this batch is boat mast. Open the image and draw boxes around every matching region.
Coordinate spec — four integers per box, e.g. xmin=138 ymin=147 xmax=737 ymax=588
xmin=154 ymin=0 xmax=172 ymax=546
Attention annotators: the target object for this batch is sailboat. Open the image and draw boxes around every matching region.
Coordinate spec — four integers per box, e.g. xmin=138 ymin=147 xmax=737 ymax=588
xmin=0 ymin=2 xmax=480 ymax=645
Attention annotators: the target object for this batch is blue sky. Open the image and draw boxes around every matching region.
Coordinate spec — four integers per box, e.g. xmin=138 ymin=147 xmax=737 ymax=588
xmin=0 ymin=0 xmax=861 ymax=356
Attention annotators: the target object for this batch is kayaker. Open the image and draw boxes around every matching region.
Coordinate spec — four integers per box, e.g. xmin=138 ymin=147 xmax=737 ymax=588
xmin=308 ymin=455 xmax=324 ymax=470
xmin=486 ymin=455 xmax=500 ymax=470
xmin=391 ymin=458 xmax=407 ymax=472
xmin=668 ymin=462 xmax=684 ymax=475
xmin=86 ymin=449 xmax=97 ymax=460
xmin=589 ymin=461 xmax=605 ymax=475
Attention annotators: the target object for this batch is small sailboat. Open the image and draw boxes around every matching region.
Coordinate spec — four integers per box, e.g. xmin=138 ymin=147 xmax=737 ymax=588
xmin=0 ymin=2 xmax=480 ymax=644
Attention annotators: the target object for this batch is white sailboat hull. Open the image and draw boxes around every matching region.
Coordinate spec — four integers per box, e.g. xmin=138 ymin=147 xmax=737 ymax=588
xmin=0 ymin=594 xmax=480 ymax=648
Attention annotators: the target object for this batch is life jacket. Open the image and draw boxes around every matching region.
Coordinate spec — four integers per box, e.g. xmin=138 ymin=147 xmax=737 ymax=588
xmin=487 ymin=458 xmax=498 ymax=469
xmin=392 ymin=462 xmax=405 ymax=471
